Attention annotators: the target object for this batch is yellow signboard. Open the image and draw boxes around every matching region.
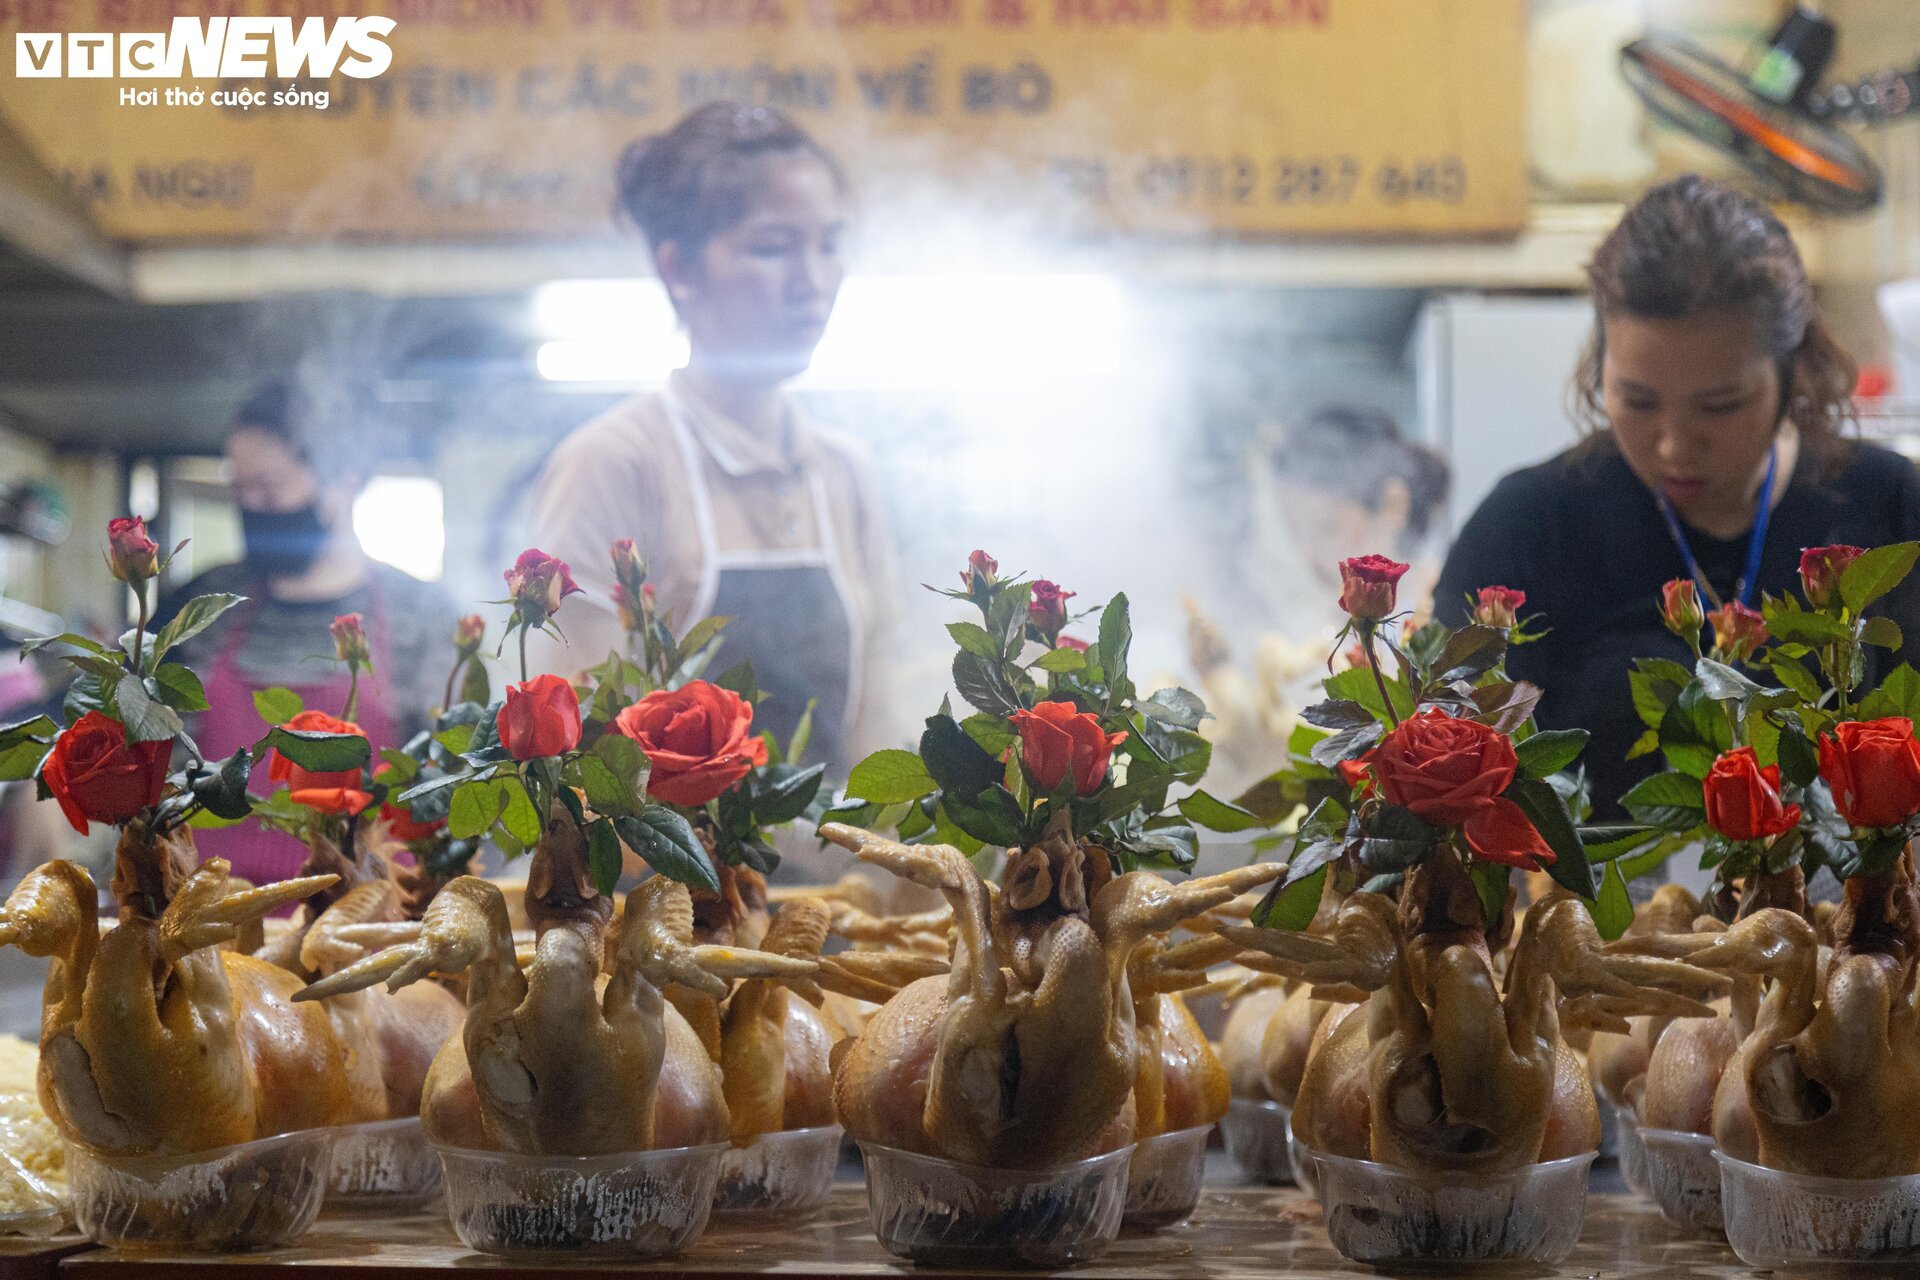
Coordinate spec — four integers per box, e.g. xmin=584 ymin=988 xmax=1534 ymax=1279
xmin=0 ymin=0 xmax=1527 ymax=241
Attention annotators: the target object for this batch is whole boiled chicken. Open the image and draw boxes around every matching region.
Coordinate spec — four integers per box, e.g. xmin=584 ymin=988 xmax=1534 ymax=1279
xmin=1221 ymin=848 xmax=1724 ymax=1173
xmin=298 ymin=813 xmax=817 ymax=1155
xmin=0 ymin=824 xmax=355 ymax=1156
xmin=821 ymin=821 xmax=1281 ymax=1170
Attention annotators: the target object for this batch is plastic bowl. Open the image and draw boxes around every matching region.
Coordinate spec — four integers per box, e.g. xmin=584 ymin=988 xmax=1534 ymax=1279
xmin=1614 ymin=1102 xmax=1649 ymax=1197
xmin=1717 ymin=1150 xmax=1920 ymax=1267
xmin=712 ymin=1125 xmax=843 ymax=1214
xmin=1642 ymin=1127 xmax=1722 ymax=1233
xmin=1307 ymin=1146 xmax=1596 ymax=1265
xmin=326 ymin=1117 xmax=441 ymax=1211
xmin=1123 ymin=1123 xmax=1212 ymax=1230
xmin=858 ymin=1141 xmax=1133 ymax=1268
xmin=1287 ymin=1114 xmax=1321 ymax=1201
xmin=1219 ymin=1096 xmax=1294 ymax=1185
xmin=435 ymin=1141 xmax=726 ymax=1258
xmin=68 ymin=1127 xmax=334 ymax=1251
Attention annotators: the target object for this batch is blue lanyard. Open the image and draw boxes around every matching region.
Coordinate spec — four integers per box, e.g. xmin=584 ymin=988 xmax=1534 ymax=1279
xmin=1655 ymin=445 xmax=1777 ymax=610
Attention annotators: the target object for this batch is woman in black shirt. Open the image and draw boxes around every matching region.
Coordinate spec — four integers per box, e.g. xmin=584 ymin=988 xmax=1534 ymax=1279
xmin=1435 ymin=177 xmax=1920 ymax=817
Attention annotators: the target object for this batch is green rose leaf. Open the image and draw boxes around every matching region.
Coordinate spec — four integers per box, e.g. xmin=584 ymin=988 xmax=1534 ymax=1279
xmin=1252 ymin=863 xmax=1327 ymax=932
xmin=1178 ymin=789 xmax=1265 ymax=833
xmin=846 ymin=749 xmax=938 ymax=805
xmin=252 ymin=686 xmax=304 ymax=726
xmin=1514 ymin=728 xmax=1589 ymax=780
xmin=616 ymin=808 xmax=720 ymax=893
xmin=254 ymin=726 xmax=371 ymax=774
xmin=1592 ymin=859 xmax=1634 ymax=941
xmin=151 ymin=593 xmax=245 ymax=667
xmin=1840 ymin=542 xmax=1920 ymax=613
xmin=1621 ymin=770 xmax=1707 ymax=828
xmin=586 ymin=819 xmax=623 ymax=897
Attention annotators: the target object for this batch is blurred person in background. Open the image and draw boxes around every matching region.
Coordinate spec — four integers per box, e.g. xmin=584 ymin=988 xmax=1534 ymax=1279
xmin=1188 ymin=404 xmax=1450 ymax=797
xmin=527 ymin=102 xmax=897 ymax=780
xmin=154 ymin=381 xmax=459 ymax=885
xmin=1435 ymin=176 xmax=1920 ymax=820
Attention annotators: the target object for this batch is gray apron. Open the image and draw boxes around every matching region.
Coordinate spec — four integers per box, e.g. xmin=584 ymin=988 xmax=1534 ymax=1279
xmin=665 ymin=388 xmax=861 ymax=776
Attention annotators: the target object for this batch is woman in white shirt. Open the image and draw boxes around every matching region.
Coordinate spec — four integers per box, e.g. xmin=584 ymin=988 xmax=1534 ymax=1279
xmin=528 ymin=103 xmax=897 ymax=774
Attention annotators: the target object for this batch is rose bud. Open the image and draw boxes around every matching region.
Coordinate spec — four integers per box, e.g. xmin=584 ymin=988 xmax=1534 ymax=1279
xmin=1708 ymin=601 xmax=1768 ymax=663
xmin=380 ymin=801 xmax=446 ymax=845
xmin=268 ymin=709 xmax=368 ymax=792
xmin=329 ymin=613 xmax=371 ymax=669
xmin=1370 ymin=708 xmax=1555 ymax=869
xmin=1472 ymin=585 xmax=1527 ymax=630
xmin=614 ymin=680 xmax=767 ymax=806
xmin=454 ymin=614 xmax=485 ymax=658
xmin=1010 ymin=700 xmax=1128 ymax=796
xmin=1660 ymin=578 xmax=1706 ymax=639
xmin=1819 ymin=717 xmax=1920 ymax=830
xmin=1028 ymin=580 xmax=1076 ymax=644
xmin=961 ymin=549 xmax=999 ymax=593
xmin=106 ymin=516 xmax=160 ymax=586
xmin=1799 ymin=544 xmax=1865 ymax=610
xmin=497 ymin=674 xmax=583 ymax=761
xmin=613 ymin=584 xmax=641 ymax=634
xmin=1703 ymin=747 xmax=1801 ymax=841
xmin=1335 ymin=753 xmax=1375 ymax=797
xmin=610 ymin=538 xmax=648 ymax=592
xmin=1337 ymin=555 xmax=1410 ymax=623
xmin=503 ymin=548 xmax=582 ymax=629
xmin=40 ymin=711 xmax=172 ymax=835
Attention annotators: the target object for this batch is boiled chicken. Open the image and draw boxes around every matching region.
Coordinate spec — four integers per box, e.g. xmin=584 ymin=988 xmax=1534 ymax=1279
xmin=1619 ymin=860 xmax=1920 ymax=1177
xmin=1222 ymin=850 xmax=1724 ymax=1174
xmin=0 ymin=825 xmax=353 ymax=1157
xmin=297 ymin=813 xmax=818 ymax=1155
xmin=820 ymin=821 xmax=1281 ymax=1170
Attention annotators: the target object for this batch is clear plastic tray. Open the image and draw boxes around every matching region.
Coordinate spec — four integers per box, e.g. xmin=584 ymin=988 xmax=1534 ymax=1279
xmin=1614 ymin=1102 xmax=1650 ymax=1197
xmin=1287 ymin=1113 xmax=1320 ymax=1201
xmin=1123 ymin=1123 xmax=1212 ymax=1230
xmin=0 ymin=1205 xmax=67 ymax=1238
xmin=1307 ymin=1146 xmax=1596 ymax=1265
xmin=1717 ymin=1150 xmax=1920 ymax=1267
xmin=67 ymin=1128 xmax=335 ymax=1251
xmin=858 ymin=1141 xmax=1133 ymax=1268
xmin=1642 ymin=1127 xmax=1723 ymax=1233
xmin=436 ymin=1141 xmax=725 ymax=1258
xmin=327 ymin=1117 xmax=442 ymax=1212
xmin=712 ymin=1125 xmax=843 ymax=1214
xmin=1219 ymin=1096 xmax=1294 ymax=1185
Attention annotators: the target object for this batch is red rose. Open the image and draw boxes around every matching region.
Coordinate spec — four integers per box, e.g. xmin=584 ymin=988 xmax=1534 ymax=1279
xmin=1708 ymin=601 xmax=1768 ymax=663
xmin=1010 ymin=700 xmax=1128 ymax=797
xmin=1058 ymin=635 xmax=1091 ymax=653
xmin=1337 ymin=555 xmax=1410 ymax=622
xmin=1819 ymin=717 xmax=1920 ymax=830
xmin=614 ymin=680 xmax=766 ymax=807
xmin=106 ymin=517 xmax=159 ymax=585
xmin=1371 ymin=708 xmax=1554 ymax=869
xmin=1335 ymin=754 xmax=1375 ymax=797
xmin=961 ymin=550 xmax=998 ymax=592
xmin=329 ymin=613 xmax=370 ymax=668
xmin=268 ymin=709 xmax=367 ymax=792
xmin=1799 ymin=545 xmax=1865 ymax=610
xmin=41 ymin=712 xmax=172 ymax=834
xmin=1703 ymin=747 xmax=1801 ymax=841
xmin=498 ymin=674 xmax=582 ymax=762
xmin=291 ymin=787 xmax=374 ymax=817
xmin=379 ymin=801 xmax=444 ymax=843
xmin=504 ymin=548 xmax=582 ymax=629
xmin=1473 ymin=586 xmax=1526 ymax=630
xmin=1029 ymin=580 xmax=1075 ymax=644
xmin=1660 ymin=578 xmax=1705 ymax=638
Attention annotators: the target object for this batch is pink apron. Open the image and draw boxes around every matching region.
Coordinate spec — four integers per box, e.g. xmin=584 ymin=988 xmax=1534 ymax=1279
xmin=192 ymin=581 xmax=398 ymax=888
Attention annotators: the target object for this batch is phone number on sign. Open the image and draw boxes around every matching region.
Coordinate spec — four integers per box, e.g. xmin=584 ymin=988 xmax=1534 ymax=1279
xmin=1047 ymin=155 xmax=1468 ymax=207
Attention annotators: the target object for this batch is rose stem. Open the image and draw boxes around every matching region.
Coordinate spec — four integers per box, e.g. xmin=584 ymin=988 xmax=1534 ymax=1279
xmin=1362 ymin=621 xmax=1399 ymax=728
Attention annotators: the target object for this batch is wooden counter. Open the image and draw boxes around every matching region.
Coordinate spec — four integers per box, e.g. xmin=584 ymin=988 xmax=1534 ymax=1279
xmin=48 ymin=1187 xmax=1764 ymax=1279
